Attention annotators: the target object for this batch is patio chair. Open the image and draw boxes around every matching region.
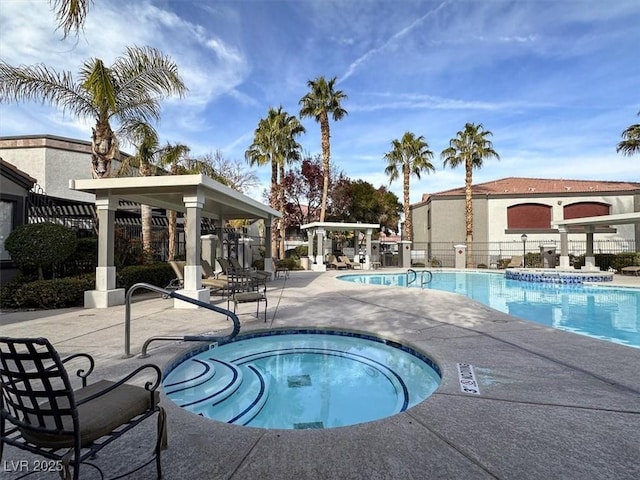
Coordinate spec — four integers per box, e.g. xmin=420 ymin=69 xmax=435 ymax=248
xmin=273 ymin=258 xmax=289 ymax=279
xmin=201 ymin=259 xmax=229 ymax=293
xmin=0 ymin=336 xmax=166 ymax=480
xmin=226 ymin=274 xmax=268 ymax=322
xmin=217 ymin=257 xmax=261 ymax=289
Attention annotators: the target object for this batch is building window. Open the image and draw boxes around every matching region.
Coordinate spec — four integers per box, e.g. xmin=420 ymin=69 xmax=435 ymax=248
xmin=563 ymin=202 xmax=610 ymax=219
xmin=0 ymin=200 xmax=14 ymax=261
xmin=507 ymin=203 xmax=551 ymax=229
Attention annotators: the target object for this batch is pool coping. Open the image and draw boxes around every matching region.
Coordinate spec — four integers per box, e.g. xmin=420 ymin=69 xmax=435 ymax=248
xmin=1 ymin=269 xmax=639 ymax=479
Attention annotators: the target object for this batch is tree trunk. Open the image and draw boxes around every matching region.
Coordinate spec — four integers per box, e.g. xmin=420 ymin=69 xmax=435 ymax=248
xmin=319 ymin=112 xmax=330 ymax=222
xmin=91 ymin=118 xmax=117 ymax=178
xmin=278 ymin=162 xmax=286 ymax=259
xmin=270 ymin=158 xmax=278 ymax=258
xmin=167 ymin=210 xmax=177 ymax=260
xmin=403 ymin=163 xmax=412 ymax=241
xmin=465 ymin=160 xmax=474 ymax=267
xmin=139 ymin=161 xmax=153 ymax=263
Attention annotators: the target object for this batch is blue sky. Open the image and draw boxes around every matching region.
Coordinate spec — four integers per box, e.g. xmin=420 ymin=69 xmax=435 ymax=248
xmin=1 ymin=0 xmax=638 ymax=203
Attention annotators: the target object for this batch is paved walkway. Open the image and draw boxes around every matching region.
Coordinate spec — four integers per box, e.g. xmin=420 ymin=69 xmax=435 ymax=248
xmin=1 ymin=270 xmax=639 ymax=479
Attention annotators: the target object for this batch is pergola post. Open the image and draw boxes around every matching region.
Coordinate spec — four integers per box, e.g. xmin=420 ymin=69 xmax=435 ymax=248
xmin=583 ymin=225 xmax=597 ymax=271
xmin=175 ymin=192 xmax=209 ymax=308
xmin=265 ymin=219 xmax=273 ymax=273
xmin=85 ymin=195 xmax=124 ymax=308
xmin=365 ymin=228 xmax=373 ymax=269
xmin=558 ymin=225 xmax=571 ymax=269
xmin=315 ymin=228 xmax=326 ymax=271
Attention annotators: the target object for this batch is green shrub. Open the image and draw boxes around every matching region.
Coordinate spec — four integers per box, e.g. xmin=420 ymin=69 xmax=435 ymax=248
xmin=117 ymin=263 xmax=175 ymax=292
xmin=279 ymin=257 xmax=300 ymax=270
xmin=8 ymin=275 xmax=95 ymax=309
xmin=252 ymin=258 xmax=265 ymax=270
xmin=5 ymin=223 xmax=77 ymax=279
xmin=611 ymin=252 xmax=640 ymax=271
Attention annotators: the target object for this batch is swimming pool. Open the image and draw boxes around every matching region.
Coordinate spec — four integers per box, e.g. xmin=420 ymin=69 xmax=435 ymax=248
xmin=338 ymin=271 xmax=640 ymax=349
xmin=163 ymin=330 xmax=441 ymax=429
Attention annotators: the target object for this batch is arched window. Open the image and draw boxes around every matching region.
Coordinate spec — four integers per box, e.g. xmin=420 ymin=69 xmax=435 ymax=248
xmin=507 ymin=203 xmax=551 ymax=229
xmin=563 ymin=202 xmax=610 ymax=219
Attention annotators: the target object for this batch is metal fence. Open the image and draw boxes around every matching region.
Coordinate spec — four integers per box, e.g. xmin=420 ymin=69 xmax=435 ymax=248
xmin=412 ymin=239 xmax=637 ymax=268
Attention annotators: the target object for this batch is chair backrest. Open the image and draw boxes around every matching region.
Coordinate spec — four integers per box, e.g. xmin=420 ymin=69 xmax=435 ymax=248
xmin=217 ymin=257 xmax=232 ymax=274
xmin=229 ymin=257 xmax=245 ymax=271
xmin=168 ymin=260 xmax=185 ymax=282
xmin=508 ymin=256 xmax=523 ymax=267
xmin=201 ymin=259 xmax=216 ymax=278
xmin=0 ymin=337 xmax=78 ymax=439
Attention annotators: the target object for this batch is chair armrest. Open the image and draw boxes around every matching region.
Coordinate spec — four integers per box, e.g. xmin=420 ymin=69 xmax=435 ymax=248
xmin=75 ymin=364 xmax=162 ymax=406
xmin=53 ymin=353 xmax=95 ymax=388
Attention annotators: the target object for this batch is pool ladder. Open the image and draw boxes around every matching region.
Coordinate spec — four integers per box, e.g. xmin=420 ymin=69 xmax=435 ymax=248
xmin=406 ymin=269 xmax=433 ymax=289
xmin=123 ymin=282 xmax=241 ymax=358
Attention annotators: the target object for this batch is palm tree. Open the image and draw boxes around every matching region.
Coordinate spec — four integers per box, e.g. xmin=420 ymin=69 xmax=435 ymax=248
xmin=441 ymin=123 xmax=499 ymax=267
xmin=299 ymin=76 xmax=347 ymax=222
xmin=246 ymin=107 xmax=304 ymax=258
xmin=617 ymin=112 xmax=640 ymax=156
xmin=0 ymin=46 xmax=187 ymax=178
xmin=115 ymin=122 xmax=190 ymax=261
xmin=384 ymin=132 xmax=435 ymax=241
xmin=50 ymin=0 xmax=90 ymax=37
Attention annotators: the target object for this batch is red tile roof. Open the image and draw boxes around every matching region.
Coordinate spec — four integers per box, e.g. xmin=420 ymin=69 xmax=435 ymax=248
xmin=420 ymin=177 xmax=640 ymax=202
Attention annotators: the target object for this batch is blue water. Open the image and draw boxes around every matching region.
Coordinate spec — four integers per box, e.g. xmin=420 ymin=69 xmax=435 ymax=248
xmin=164 ymin=331 xmax=441 ymax=429
xmin=339 ymin=272 xmax=640 ymax=349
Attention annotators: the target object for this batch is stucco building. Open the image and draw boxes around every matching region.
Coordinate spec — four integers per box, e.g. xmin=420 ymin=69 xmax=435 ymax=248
xmin=411 ymin=177 xmax=640 ymax=267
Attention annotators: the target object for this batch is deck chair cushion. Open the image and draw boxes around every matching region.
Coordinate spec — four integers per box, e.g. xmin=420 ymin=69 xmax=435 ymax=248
xmin=21 ymin=380 xmax=159 ymax=449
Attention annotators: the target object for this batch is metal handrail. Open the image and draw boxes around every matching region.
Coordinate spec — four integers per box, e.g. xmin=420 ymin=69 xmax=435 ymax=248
xmin=406 ymin=269 xmax=433 ymax=289
xmin=124 ymin=283 xmax=241 ymax=358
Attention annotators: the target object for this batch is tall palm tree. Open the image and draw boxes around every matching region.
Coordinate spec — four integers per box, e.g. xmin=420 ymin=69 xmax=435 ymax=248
xmin=617 ymin=112 xmax=640 ymax=156
xmin=441 ymin=123 xmax=499 ymax=267
xmin=0 ymin=46 xmax=187 ymax=178
xmin=50 ymin=0 xmax=90 ymax=37
xmin=246 ymin=107 xmax=304 ymax=258
xmin=299 ymin=76 xmax=347 ymax=222
xmin=384 ymin=132 xmax=435 ymax=241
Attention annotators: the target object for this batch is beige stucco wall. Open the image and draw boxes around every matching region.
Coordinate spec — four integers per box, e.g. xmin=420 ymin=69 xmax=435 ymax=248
xmin=412 ymin=191 xmax=639 ymax=247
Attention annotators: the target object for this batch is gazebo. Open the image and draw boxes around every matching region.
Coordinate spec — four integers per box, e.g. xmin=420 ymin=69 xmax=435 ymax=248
xmin=300 ymin=222 xmax=381 ymax=271
xmin=71 ymin=175 xmax=281 ymax=309
xmin=553 ymin=212 xmax=640 ymax=270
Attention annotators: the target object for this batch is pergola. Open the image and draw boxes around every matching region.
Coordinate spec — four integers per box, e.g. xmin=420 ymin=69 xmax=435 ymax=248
xmin=71 ymin=175 xmax=281 ymax=308
xmin=553 ymin=212 xmax=640 ymax=270
xmin=300 ymin=222 xmax=381 ymax=271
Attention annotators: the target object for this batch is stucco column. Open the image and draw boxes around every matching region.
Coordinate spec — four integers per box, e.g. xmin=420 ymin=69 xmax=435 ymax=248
xmin=85 ymin=195 xmax=124 ymax=308
xmin=264 ymin=219 xmax=273 ymax=273
xmin=314 ymin=228 xmax=326 ymax=271
xmin=365 ymin=229 xmax=373 ymax=269
xmin=307 ymin=229 xmax=314 ymax=265
xmin=583 ymin=225 xmax=597 ymax=271
xmin=558 ymin=225 xmax=571 ymax=269
xmin=176 ymin=192 xmax=209 ymax=308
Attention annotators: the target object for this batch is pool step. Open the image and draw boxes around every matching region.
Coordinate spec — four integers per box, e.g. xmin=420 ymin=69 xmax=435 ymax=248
xmin=165 ymin=358 xmax=243 ymax=410
xmin=197 ymin=364 xmax=271 ymax=425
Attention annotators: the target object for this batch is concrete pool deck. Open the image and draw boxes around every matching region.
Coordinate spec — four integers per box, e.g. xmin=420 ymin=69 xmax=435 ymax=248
xmin=1 ymin=270 xmax=639 ymax=479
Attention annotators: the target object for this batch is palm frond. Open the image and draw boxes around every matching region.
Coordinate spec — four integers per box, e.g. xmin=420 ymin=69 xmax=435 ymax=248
xmin=0 ymin=61 xmax=95 ymax=118
xmin=50 ymin=0 xmax=90 ymax=38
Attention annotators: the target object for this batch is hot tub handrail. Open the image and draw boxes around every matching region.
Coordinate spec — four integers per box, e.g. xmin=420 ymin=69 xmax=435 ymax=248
xmin=124 ymin=283 xmax=241 ymax=358
xmin=406 ymin=269 xmax=417 ymax=287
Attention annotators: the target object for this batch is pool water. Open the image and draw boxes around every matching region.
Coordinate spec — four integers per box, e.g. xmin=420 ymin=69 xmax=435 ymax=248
xmin=339 ymin=272 xmax=640 ymax=349
xmin=163 ymin=331 xmax=441 ymax=429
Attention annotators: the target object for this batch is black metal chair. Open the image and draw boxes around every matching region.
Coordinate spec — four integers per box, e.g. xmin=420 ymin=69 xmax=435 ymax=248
xmin=0 ymin=337 xmax=167 ymax=480
xmin=226 ymin=273 xmax=268 ymax=322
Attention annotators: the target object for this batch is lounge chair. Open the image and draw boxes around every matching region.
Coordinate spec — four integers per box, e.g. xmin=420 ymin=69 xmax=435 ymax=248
xmin=327 ymin=255 xmax=348 ymax=270
xmin=229 ymin=256 xmax=272 ymax=283
xmin=200 ymin=259 xmax=228 ymax=292
xmin=167 ymin=260 xmax=185 ymax=289
xmin=217 ymin=257 xmax=260 ymax=289
xmin=0 ymin=336 xmax=167 ymax=480
xmin=621 ymin=266 xmax=640 ymax=276
xmin=507 ymin=256 xmax=524 ymax=268
xmin=338 ymin=255 xmax=356 ymax=269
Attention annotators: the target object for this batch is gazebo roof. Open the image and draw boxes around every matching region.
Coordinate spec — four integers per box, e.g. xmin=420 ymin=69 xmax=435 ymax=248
xmin=71 ymin=174 xmax=281 ymax=220
xmin=553 ymin=212 xmax=640 ymax=229
xmin=300 ymin=222 xmax=380 ymax=232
